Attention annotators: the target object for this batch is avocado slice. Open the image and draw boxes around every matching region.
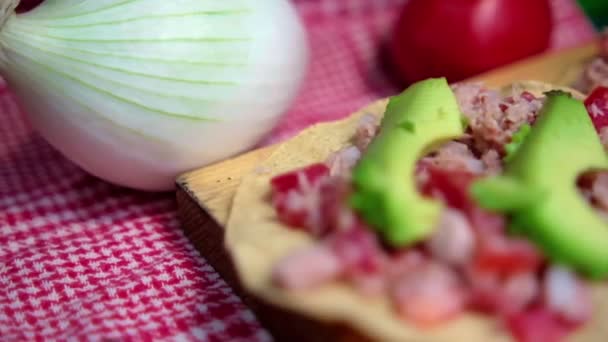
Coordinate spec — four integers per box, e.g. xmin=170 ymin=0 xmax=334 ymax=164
xmin=350 ymin=78 xmax=465 ymax=246
xmin=504 ymin=123 xmax=531 ymax=163
xmin=472 ymin=92 xmax=608 ymax=278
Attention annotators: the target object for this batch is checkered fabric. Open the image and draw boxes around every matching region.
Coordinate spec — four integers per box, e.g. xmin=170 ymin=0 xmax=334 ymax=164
xmin=0 ymin=0 xmax=596 ymax=341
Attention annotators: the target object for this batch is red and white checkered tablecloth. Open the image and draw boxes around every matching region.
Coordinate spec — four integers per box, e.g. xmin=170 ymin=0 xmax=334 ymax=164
xmin=0 ymin=0 xmax=597 ymax=341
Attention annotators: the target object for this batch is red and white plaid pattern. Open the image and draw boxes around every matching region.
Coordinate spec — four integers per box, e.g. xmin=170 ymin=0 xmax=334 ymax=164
xmin=0 ymin=1 xmax=596 ymax=341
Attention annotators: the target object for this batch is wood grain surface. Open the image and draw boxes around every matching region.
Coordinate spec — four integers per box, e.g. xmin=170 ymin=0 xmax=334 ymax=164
xmin=175 ymin=41 xmax=599 ymax=341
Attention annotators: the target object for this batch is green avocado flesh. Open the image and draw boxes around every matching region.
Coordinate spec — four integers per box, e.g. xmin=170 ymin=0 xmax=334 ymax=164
xmin=350 ymin=78 xmax=464 ymax=246
xmin=472 ymin=92 xmax=608 ymax=278
xmin=504 ymin=123 xmax=531 ymax=162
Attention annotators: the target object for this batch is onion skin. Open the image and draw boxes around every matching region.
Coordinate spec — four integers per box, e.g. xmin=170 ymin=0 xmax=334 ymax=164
xmin=0 ymin=0 xmax=309 ymax=191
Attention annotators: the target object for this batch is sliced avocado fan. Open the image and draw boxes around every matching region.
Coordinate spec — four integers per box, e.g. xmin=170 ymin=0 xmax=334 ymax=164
xmin=472 ymin=91 xmax=608 ymax=279
xmin=350 ymin=78 xmax=465 ymax=246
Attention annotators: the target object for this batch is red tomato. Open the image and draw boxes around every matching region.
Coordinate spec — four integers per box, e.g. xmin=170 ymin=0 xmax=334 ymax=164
xmin=474 ymin=235 xmax=543 ymax=274
xmin=329 ymin=226 xmax=385 ymax=275
xmin=391 ymin=0 xmax=553 ymax=84
xmin=422 ymin=166 xmax=543 ymax=275
xmin=319 ymin=178 xmax=357 ymax=232
xmin=273 ymin=192 xmax=311 ymax=229
xmin=584 ymin=86 xmax=608 ymax=132
xmin=270 ymin=163 xmax=329 ymax=195
xmin=420 ymin=166 xmax=476 ymax=211
xmin=507 ymin=307 xmax=578 ymax=342
xmin=270 ymin=163 xmax=330 ymax=233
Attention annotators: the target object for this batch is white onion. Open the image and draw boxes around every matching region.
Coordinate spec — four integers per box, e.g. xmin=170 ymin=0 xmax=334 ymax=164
xmin=272 ymin=244 xmax=343 ymax=290
xmin=427 ymin=209 xmax=475 ymax=266
xmin=543 ymin=265 xmax=591 ymax=322
xmin=0 ymin=0 xmax=308 ymax=190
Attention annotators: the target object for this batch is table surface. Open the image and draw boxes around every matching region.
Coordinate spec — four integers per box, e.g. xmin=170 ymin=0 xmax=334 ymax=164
xmin=0 ymin=0 xmax=597 ymax=341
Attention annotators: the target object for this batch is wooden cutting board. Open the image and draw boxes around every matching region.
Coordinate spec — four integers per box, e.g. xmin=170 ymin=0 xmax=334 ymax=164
xmin=175 ymin=42 xmax=598 ymax=341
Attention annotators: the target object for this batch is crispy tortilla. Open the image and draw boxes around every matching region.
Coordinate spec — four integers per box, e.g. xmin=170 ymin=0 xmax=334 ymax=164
xmin=226 ymin=81 xmax=607 ymax=341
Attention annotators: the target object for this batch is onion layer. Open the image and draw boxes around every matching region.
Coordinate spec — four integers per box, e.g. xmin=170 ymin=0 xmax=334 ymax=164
xmin=0 ymin=0 xmax=309 ymax=190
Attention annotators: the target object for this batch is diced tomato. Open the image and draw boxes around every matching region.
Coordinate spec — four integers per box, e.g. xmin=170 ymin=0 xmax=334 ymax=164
xmin=467 ymin=267 xmax=539 ymax=316
xmin=584 ymin=86 xmax=608 ymax=132
xmin=507 ymin=307 xmax=579 ymax=342
xmin=270 ymin=163 xmax=329 ymax=195
xmin=319 ymin=178 xmax=356 ymax=233
xmin=329 ymin=226 xmax=386 ymax=275
xmin=274 ymin=176 xmax=358 ymax=236
xmin=423 ymin=166 xmax=543 ymax=275
xmin=467 ymin=272 xmax=504 ymax=314
xmin=422 ymin=167 xmax=505 ymax=231
xmin=272 ymin=192 xmax=312 ymax=230
xmin=474 ymin=236 xmax=543 ymax=274
xmin=387 ymin=250 xmax=426 ymax=280
xmin=271 ymin=163 xmax=330 ymax=233
xmin=421 ymin=166 xmax=476 ymax=211
xmin=472 ymin=213 xmax=542 ymax=275
xmin=468 ymin=206 xmax=506 ymax=235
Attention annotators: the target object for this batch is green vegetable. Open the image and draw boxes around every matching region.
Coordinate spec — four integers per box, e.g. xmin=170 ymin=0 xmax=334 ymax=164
xmin=577 ymin=0 xmax=608 ymax=29
xmin=504 ymin=123 xmax=531 ymax=162
xmin=472 ymin=92 xmax=608 ymax=278
xmin=350 ymin=78 xmax=464 ymax=246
